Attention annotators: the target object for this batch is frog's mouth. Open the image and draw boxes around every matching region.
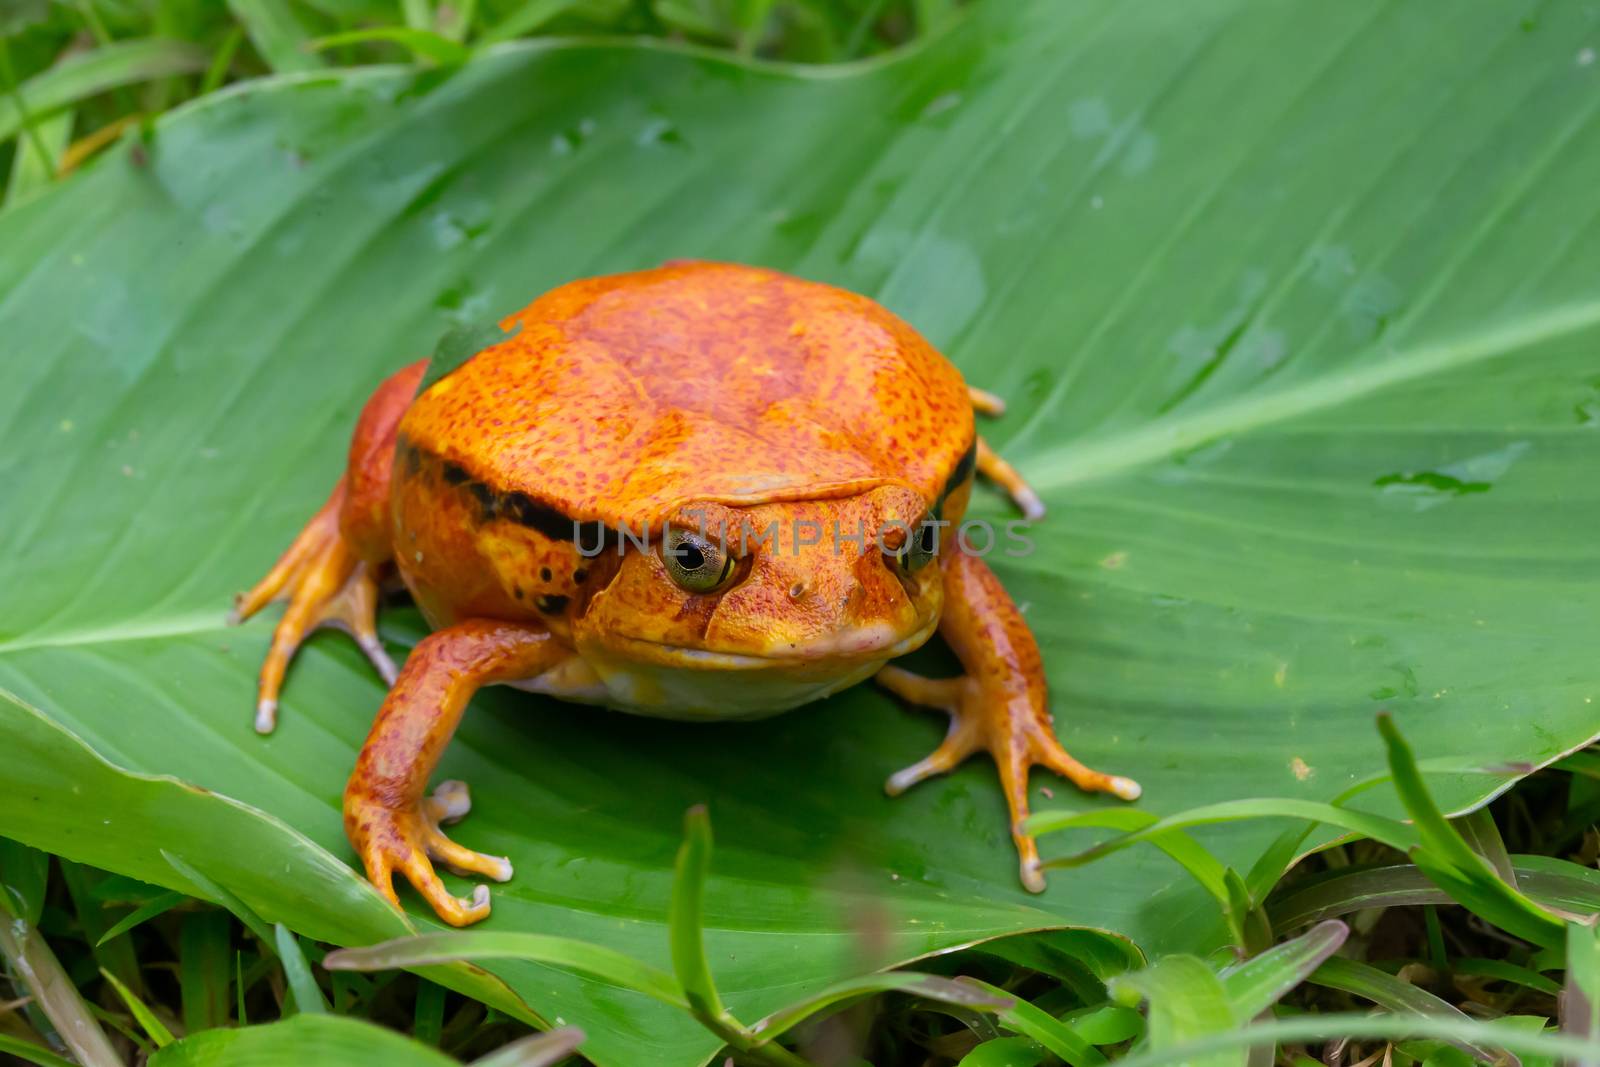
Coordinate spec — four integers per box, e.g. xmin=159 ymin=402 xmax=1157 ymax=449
xmin=574 ymin=616 xmax=941 ymax=720
xmin=593 ymin=615 xmax=939 ymax=673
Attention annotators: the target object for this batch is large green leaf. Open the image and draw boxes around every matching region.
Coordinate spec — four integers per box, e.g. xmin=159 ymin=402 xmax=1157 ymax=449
xmin=3 ymin=2 xmax=1599 ymax=1064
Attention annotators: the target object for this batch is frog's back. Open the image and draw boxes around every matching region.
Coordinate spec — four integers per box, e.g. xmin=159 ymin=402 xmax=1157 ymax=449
xmin=400 ymin=261 xmax=975 ymax=526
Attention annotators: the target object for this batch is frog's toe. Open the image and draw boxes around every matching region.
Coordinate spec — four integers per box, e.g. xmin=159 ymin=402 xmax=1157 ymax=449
xmin=395 ymin=849 xmax=493 ymax=926
xmin=976 ymin=438 xmax=1046 ymax=521
xmin=1032 ymin=732 xmax=1143 ymax=801
xmin=425 ymin=779 xmax=473 ymax=825
xmin=420 ymin=780 xmax=513 ymax=882
xmin=968 ymin=385 xmax=1007 ymax=417
xmin=425 ymin=828 xmax=514 ymax=884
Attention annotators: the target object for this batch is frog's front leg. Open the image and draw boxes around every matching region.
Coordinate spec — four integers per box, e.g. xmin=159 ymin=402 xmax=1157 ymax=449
xmin=878 ymin=550 xmax=1140 ymax=892
xmin=345 ymin=619 xmax=564 ymax=926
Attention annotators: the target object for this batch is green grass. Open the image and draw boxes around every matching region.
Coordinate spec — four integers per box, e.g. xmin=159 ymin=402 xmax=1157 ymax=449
xmin=0 ymin=0 xmax=947 ymax=210
xmin=6 ymin=716 xmax=1600 ymax=1064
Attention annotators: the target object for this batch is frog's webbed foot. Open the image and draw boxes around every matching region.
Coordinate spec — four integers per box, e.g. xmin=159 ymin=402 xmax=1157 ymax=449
xmin=231 ymin=482 xmax=398 ymax=733
xmin=879 ymin=664 xmax=1139 ymax=891
xmin=346 ymin=779 xmax=513 ymax=927
xmin=967 ymin=386 xmax=1045 ymax=521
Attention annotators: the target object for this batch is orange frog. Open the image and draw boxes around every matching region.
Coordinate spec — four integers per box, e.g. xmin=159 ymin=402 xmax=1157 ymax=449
xmin=235 ymin=261 xmax=1139 ymax=926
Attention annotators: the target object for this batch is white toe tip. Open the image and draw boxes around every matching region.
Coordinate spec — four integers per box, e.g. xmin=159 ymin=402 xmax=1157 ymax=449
xmin=433 ymin=780 xmax=472 ymax=822
xmin=254 ymin=700 xmax=277 ymax=734
xmin=1110 ymin=776 xmax=1142 ymax=801
xmin=490 ymin=856 xmax=514 ymax=883
xmin=469 ymin=884 xmax=491 ymax=909
xmin=1020 ymin=860 xmax=1046 ymax=894
xmin=1018 ymin=490 xmax=1046 ymax=522
xmin=885 ymin=770 xmax=916 ymax=796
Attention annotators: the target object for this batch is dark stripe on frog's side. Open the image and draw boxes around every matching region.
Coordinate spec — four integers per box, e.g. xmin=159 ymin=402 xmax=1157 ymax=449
xmin=940 ymin=439 xmax=977 ymax=505
xmin=397 ymin=435 xmax=424 ymax=479
xmin=397 ymin=433 xmax=613 ymax=548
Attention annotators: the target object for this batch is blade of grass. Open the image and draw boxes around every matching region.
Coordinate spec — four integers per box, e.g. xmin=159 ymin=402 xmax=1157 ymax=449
xmin=750 ymin=972 xmax=1011 ymax=1045
xmin=1024 ymin=809 xmax=1236 ymax=909
xmin=1268 ymin=856 xmax=1600 ymax=931
xmin=0 ymin=1035 xmax=79 ymax=1067
xmin=1411 ymin=847 xmax=1566 ymax=948
xmin=180 ymin=909 xmax=233 ymax=1032
xmin=401 ymin=0 xmax=434 ymax=30
xmin=236 ymin=950 xmax=247 ymax=1025
xmin=479 ymin=0 xmax=586 ymax=44
xmin=0 ymin=40 xmax=209 ymax=144
xmin=0 ymin=893 xmax=120 ymax=1067
xmin=275 ymin=923 xmax=328 ymax=1015
xmin=59 ymin=862 xmax=144 ymax=998
xmin=1059 ymin=1003 xmax=1144 ymax=1046
xmin=1452 ymin=958 xmax=1562 ymax=996
xmin=1379 ymin=714 xmax=1566 ymax=945
xmin=1556 ymin=752 xmax=1600 ymax=780
xmin=1244 ymin=824 xmax=1317 ymax=905
xmin=324 ymin=931 xmax=687 ymax=1009
xmin=438 ymin=0 xmax=477 ymax=41
xmin=663 ymin=805 xmax=810 ymax=1067
xmin=1515 ymin=856 xmax=1600 ymax=914
xmin=470 ymin=1027 xmax=587 ymax=1067
xmin=226 ymin=0 xmax=326 ymax=73
xmin=199 ymin=25 xmax=244 ymax=97
xmin=957 ymin=1036 xmax=1049 ymax=1067
xmin=98 ymin=967 xmax=175 ymax=1048
xmin=956 ymin=977 xmax=1104 ymax=1067
xmin=0 ymin=35 xmax=53 ymax=174
xmin=1309 ymin=956 xmax=1506 ymax=1064
xmin=977 ymin=933 xmax=1133 ymax=1004
xmin=96 ymin=888 xmax=187 ymax=946
xmin=1109 ymin=955 xmax=1242 ymax=1067
xmin=414 ymin=979 xmax=445 ymax=1045
xmin=1563 ymin=920 xmax=1600 ymax=1066
xmin=1027 ymin=798 xmax=1420 ymax=866
xmin=0 ymin=838 xmax=49 ymax=924
xmin=1219 ymin=920 xmax=1347 ymax=1019
xmin=146 ymin=1013 xmax=459 ymax=1064
xmin=306 ymin=28 xmax=470 ymax=66
xmin=1101 ymin=1013 xmax=1598 ymax=1067
xmin=671 ymin=804 xmax=726 ymax=1021
xmin=1457 ymin=808 xmax=1518 ymax=884
xmin=4 ymin=110 xmax=68 ymax=207
xmin=162 ymin=849 xmax=277 ymax=949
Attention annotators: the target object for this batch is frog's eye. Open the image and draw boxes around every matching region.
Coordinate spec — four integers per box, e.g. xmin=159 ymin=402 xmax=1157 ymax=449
xmin=886 ymin=514 xmax=940 ymax=574
xmin=661 ymin=528 xmax=735 ymax=594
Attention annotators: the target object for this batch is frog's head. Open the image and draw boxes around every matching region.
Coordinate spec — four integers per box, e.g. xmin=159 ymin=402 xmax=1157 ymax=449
xmin=572 ymin=485 xmax=944 ymax=718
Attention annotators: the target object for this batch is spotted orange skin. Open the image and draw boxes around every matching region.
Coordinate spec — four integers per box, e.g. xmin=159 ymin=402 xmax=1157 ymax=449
xmin=401 ymin=261 xmax=975 ymax=528
xmin=236 ymin=260 xmax=1141 ymax=927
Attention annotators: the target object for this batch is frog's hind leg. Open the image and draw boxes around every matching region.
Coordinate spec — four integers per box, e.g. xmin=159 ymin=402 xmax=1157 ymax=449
xmin=967 ymin=386 xmax=1045 ymax=520
xmin=231 ymin=360 xmax=427 ymax=733
xmin=231 ymin=483 xmax=397 ymax=733
xmin=878 ymin=550 xmax=1139 ymax=893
